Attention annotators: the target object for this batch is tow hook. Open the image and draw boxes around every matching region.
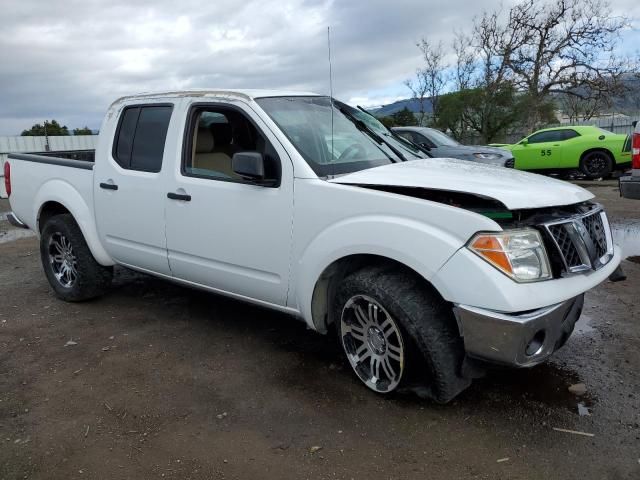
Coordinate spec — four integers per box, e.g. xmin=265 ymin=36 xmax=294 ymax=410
xmin=608 ymin=265 xmax=626 ymax=282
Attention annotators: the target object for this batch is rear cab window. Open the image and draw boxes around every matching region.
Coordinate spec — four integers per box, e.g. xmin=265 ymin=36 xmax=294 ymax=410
xmin=112 ymin=104 xmax=173 ymax=172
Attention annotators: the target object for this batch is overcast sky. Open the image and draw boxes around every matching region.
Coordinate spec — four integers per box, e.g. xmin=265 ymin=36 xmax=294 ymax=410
xmin=0 ymin=0 xmax=638 ymax=135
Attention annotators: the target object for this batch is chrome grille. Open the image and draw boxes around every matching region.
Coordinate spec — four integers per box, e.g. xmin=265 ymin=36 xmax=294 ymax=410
xmin=581 ymin=212 xmax=608 ymax=259
xmin=543 ymin=207 xmax=613 ymax=275
xmin=548 ymin=224 xmax=582 ymax=269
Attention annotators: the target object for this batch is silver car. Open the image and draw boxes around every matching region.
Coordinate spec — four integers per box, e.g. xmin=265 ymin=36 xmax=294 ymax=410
xmin=392 ymin=126 xmax=514 ymax=168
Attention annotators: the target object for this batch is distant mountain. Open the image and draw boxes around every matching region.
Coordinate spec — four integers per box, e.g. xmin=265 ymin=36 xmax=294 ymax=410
xmin=371 ymin=75 xmax=640 ymax=118
xmin=371 ymin=97 xmax=433 ymax=117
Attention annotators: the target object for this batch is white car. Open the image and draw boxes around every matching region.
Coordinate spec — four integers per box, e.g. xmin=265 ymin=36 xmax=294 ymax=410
xmin=5 ymin=90 xmax=621 ymax=402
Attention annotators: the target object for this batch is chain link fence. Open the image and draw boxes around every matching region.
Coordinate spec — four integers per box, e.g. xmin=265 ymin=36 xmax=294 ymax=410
xmin=458 ymin=114 xmax=639 ymax=145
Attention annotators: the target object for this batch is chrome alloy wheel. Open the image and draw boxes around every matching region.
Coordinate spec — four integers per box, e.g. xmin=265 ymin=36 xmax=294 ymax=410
xmin=340 ymin=295 xmax=405 ymax=393
xmin=48 ymin=232 xmax=78 ymax=288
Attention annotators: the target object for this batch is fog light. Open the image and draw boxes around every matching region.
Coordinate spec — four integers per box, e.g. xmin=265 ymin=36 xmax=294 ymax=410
xmin=525 ymin=330 xmax=546 ymax=356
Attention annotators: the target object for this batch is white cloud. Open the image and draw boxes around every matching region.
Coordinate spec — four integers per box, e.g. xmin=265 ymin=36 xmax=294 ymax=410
xmin=0 ymin=0 xmax=636 ymax=134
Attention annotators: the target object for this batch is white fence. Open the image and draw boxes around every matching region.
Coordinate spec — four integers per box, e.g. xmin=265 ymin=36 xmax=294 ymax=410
xmin=0 ymin=135 xmax=98 ymax=198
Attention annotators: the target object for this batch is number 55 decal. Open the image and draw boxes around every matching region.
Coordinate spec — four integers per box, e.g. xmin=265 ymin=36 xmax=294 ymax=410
xmin=541 ymin=149 xmax=552 ymax=156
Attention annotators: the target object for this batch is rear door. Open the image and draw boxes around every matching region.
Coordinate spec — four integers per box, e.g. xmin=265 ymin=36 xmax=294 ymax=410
xmin=164 ymin=100 xmax=294 ymax=305
xmin=513 ymin=130 xmax=567 ymax=170
xmin=94 ymin=103 xmax=175 ymax=275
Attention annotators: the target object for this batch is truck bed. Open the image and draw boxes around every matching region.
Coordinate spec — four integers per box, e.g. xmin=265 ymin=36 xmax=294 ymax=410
xmin=1 ymin=150 xmax=94 ymax=198
xmin=6 ymin=152 xmax=95 ymax=231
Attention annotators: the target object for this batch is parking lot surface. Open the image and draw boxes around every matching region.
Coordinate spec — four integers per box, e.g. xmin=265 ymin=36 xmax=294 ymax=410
xmin=1 ymin=184 xmax=639 ymax=480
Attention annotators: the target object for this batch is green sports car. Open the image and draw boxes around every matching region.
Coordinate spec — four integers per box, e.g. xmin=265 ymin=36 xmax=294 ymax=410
xmin=494 ymin=126 xmax=631 ymax=179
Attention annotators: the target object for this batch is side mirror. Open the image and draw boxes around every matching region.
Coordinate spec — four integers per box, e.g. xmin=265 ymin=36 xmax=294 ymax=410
xmin=520 ymin=138 xmax=528 ymax=146
xmin=233 ymin=152 xmax=265 ymax=180
xmin=232 ymin=152 xmax=276 ymax=186
xmin=633 ymin=120 xmax=638 ymax=128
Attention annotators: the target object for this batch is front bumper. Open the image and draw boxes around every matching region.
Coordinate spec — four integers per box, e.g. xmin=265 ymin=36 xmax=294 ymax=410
xmin=619 ymin=174 xmax=640 ymax=200
xmin=453 ymin=294 xmax=584 ymax=367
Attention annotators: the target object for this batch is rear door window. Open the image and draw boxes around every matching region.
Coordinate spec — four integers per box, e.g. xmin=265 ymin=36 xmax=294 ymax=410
xmin=113 ymin=105 xmax=173 ymax=172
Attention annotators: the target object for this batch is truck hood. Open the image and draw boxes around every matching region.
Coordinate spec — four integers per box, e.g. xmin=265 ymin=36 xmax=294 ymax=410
xmin=330 ymin=158 xmax=594 ymax=210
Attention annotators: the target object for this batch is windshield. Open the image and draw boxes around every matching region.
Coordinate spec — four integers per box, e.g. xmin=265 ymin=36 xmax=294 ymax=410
xmin=255 ymin=96 xmax=426 ymax=176
xmin=425 ymin=128 xmax=460 ymax=147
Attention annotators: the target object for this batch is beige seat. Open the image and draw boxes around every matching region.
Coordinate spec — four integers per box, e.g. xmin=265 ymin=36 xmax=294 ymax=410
xmin=192 ymin=127 xmax=238 ymax=178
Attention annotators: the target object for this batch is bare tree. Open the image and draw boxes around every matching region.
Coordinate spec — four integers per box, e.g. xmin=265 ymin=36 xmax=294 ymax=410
xmin=560 ymin=89 xmax=613 ymax=122
xmin=500 ymin=0 xmax=629 ymax=125
xmin=405 ymin=40 xmax=447 ymax=125
xmin=403 ymin=76 xmax=429 ymax=126
xmin=412 ymin=0 xmax=632 ymax=141
xmin=452 ymin=32 xmax=476 ymax=91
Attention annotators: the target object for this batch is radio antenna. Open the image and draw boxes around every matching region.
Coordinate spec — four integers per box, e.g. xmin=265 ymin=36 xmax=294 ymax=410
xmin=328 ymin=26 xmax=335 ymax=164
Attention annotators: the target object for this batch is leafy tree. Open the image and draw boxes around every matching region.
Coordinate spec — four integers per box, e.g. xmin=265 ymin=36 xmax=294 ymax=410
xmin=73 ymin=126 xmax=93 ymax=135
xmin=391 ymin=107 xmax=418 ymax=127
xmin=21 ymin=120 xmax=69 ymax=136
xmin=437 ymin=86 xmax=556 ymax=143
xmin=436 ymin=87 xmax=519 ymax=143
xmin=378 ymin=116 xmax=396 ymax=128
xmin=376 ymin=107 xmax=417 ymax=128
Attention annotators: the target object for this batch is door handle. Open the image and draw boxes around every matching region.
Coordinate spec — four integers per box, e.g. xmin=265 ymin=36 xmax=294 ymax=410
xmin=167 ymin=192 xmax=191 ymax=201
xmin=99 ymin=182 xmax=118 ymax=190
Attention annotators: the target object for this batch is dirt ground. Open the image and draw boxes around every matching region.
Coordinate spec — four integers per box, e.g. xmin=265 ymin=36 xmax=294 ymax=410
xmin=0 ymin=183 xmax=639 ymax=480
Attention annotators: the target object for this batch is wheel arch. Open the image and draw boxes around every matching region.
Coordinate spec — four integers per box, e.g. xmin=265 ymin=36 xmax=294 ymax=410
xmin=292 ymin=214 xmax=490 ymax=334
xmin=579 ymin=147 xmax=614 ymax=163
xmin=309 ymin=254 xmax=450 ymax=335
xmin=34 ymin=181 xmax=114 ymax=266
xmin=38 ymin=201 xmax=71 ymax=233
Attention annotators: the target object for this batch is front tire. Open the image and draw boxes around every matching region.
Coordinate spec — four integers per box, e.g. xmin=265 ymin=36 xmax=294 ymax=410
xmin=334 ymin=266 xmax=470 ymax=403
xmin=40 ymin=214 xmax=113 ymax=302
xmin=580 ymin=150 xmax=613 ymax=179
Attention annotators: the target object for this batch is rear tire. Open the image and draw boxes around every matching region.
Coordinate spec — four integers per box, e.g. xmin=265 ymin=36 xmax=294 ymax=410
xmin=40 ymin=214 xmax=113 ymax=302
xmin=334 ymin=266 xmax=470 ymax=403
xmin=580 ymin=150 xmax=613 ymax=179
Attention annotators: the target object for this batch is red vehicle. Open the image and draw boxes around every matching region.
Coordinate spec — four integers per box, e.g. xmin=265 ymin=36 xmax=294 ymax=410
xmin=619 ymin=121 xmax=640 ymax=199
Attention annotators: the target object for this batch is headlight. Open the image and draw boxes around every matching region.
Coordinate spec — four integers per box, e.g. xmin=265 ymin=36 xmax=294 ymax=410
xmin=473 ymin=152 xmax=501 ymax=160
xmin=468 ymin=229 xmax=551 ymax=282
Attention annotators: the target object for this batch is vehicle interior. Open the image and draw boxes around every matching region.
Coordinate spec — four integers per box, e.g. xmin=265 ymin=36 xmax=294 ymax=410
xmin=185 ymin=109 xmax=280 ymax=183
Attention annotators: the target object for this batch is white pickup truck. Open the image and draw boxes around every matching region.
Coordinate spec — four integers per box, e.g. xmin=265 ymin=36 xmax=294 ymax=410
xmin=5 ymin=90 xmax=622 ymax=402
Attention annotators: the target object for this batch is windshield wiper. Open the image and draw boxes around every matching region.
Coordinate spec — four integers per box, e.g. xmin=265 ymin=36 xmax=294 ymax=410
xmin=335 ymin=103 xmax=407 ymax=163
xmin=356 ymin=105 xmax=432 ymax=158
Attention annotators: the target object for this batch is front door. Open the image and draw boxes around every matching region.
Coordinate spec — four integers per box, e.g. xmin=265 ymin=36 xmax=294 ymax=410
xmin=164 ymin=101 xmax=294 ymax=305
xmin=513 ymin=130 xmax=565 ymax=170
xmin=94 ymin=103 xmax=175 ymax=275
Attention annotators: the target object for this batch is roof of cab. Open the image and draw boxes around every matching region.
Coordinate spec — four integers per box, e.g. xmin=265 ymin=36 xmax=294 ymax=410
xmin=112 ymin=89 xmax=321 ymax=106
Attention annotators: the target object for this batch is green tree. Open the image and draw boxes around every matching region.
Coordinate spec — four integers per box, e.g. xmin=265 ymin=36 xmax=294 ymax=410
xmin=21 ymin=120 xmax=69 ymax=136
xmin=376 ymin=107 xmax=417 ymax=128
xmin=73 ymin=126 xmax=93 ymax=135
xmin=378 ymin=116 xmax=396 ymax=128
xmin=391 ymin=107 xmax=417 ymax=126
xmin=437 ymin=86 xmax=556 ymax=143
